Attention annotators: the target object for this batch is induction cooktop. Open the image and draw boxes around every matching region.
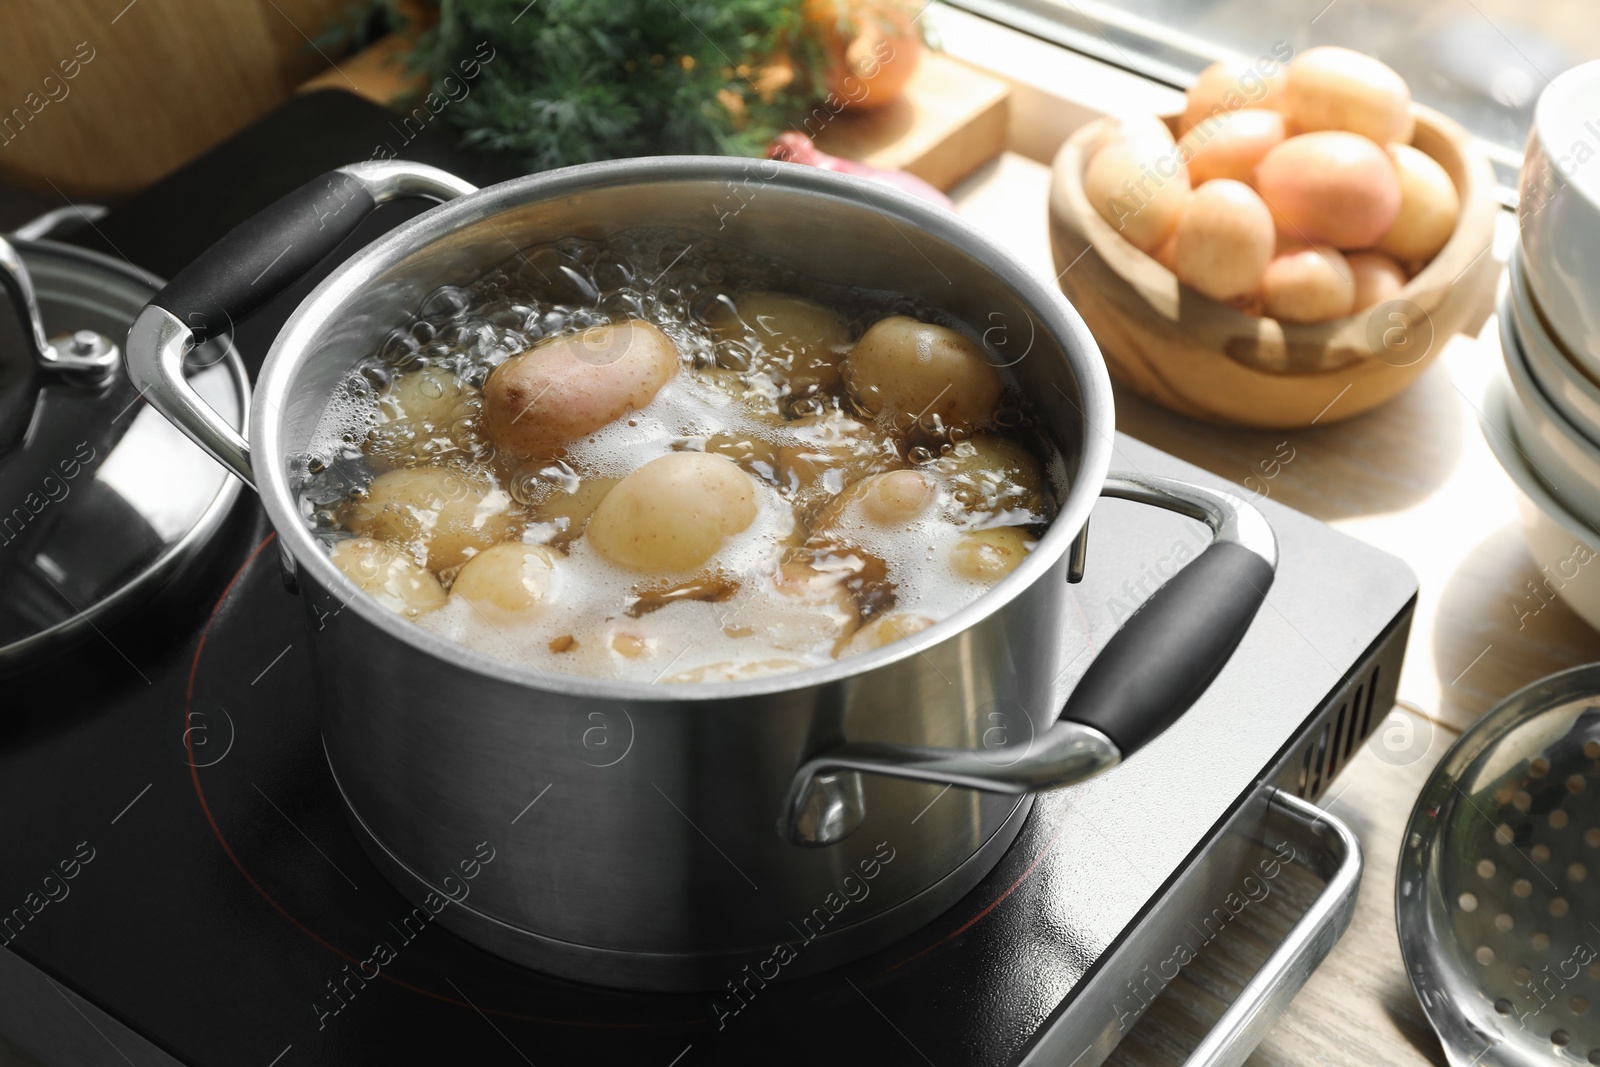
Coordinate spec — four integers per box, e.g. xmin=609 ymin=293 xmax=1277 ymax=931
xmin=0 ymin=91 xmax=1417 ymax=1067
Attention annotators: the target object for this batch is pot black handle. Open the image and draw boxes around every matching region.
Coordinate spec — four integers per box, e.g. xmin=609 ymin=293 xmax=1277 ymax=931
xmin=783 ymin=471 xmax=1277 ymax=845
xmin=125 ymin=160 xmax=478 ymax=487
xmin=1059 ymin=476 xmax=1276 ymax=756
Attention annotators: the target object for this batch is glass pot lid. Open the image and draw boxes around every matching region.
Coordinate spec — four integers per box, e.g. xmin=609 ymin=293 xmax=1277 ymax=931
xmin=0 ymin=233 xmax=247 ymax=671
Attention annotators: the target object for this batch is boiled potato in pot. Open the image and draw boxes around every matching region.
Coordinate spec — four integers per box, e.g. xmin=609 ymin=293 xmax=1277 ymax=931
xmin=342 ymin=466 xmax=524 ymax=571
xmin=528 ymin=474 xmax=620 ymax=543
xmin=705 ymin=291 xmax=853 ymax=396
xmin=777 ymin=411 xmax=902 ymax=499
xmin=329 ymin=537 xmax=447 ymax=618
xmin=949 ymin=527 xmax=1037 ymax=583
xmin=841 ymin=612 xmax=935 ymax=656
xmin=814 ymin=469 xmax=936 ymax=531
xmin=450 ymin=543 xmax=562 ymax=623
xmin=483 ymin=319 xmax=679 ymax=458
xmin=379 ymin=366 xmax=470 ymax=428
xmin=846 ymin=316 xmax=1003 ymax=428
xmin=933 ymin=434 xmax=1047 ymax=518
xmin=587 ymin=452 xmax=759 ymax=573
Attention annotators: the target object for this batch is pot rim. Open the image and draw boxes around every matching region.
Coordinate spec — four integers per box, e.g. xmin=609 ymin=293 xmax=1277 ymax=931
xmin=254 ymin=155 xmax=1115 ymax=702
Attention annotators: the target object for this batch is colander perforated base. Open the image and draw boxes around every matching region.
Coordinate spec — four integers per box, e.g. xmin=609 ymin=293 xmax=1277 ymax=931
xmin=1400 ymin=666 xmax=1600 ymax=1067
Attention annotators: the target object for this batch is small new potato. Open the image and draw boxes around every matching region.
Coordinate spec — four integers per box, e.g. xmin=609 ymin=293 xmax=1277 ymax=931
xmin=1172 ymin=180 xmax=1276 ymax=303
xmin=754 ymin=560 xmax=860 ymax=648
xmin=1376 ymin=144 xmax=1459 ymax=263
xmin=483 ymin=320 xmax=679 ymax=458
xmin=816 ymin=470 xmax=935 ymax=530
xmin=1347 ymin=251 xmax=1407 ymax=310
xmin=949 ymin=527 xmax=1036 ymax=583
xmin=451 ymin=543 xmax=561 ymax=622
xmin=777 ymin=412 xmax=900 ymax=497
xmin=705 ymin=291 xmax=852 ymax=395
xmin=587 ymin=452 xmax=758 ymax=573
xmin=1178 ymin=109 xmax=1287 ymax=185
xmin=378 ymin=366 xmax=469 ymax=428
xmin=329 ymin=538 xmax=447 ymax=618
xmin=841 ymin=612 xmax=934 ymax=656
xmin=530 ymin=475 xmax=619 ymax=541
xmin=1253 ymin=132 xmax=1401 ymax=248
xmin=933 ymin=434 xmax=1046 ymax=516
xmin=1286 ymin=46 xmax=1412 ymax=144
xmin=343 ymin=466 xmax=523 ymax=571
xmin=1084 ymin=139 xmax=1191 ymax=254
xmin=1180 ymin=57 xmax=1293 ymax=135
xmin=1086 ymin=114 xmax=1175 ymax=158
xmin=1261 ymin=246 xmax=1356 ymax=324
xmin=859 ymin=470 xmax=934 ymax=525
xmin=847 ymin=316 xmax=1003 ymax=427
xmin=663 ymin=658 xmax=812 ymax=684
xmin=696 ymin=365 xmax=786 ymax=423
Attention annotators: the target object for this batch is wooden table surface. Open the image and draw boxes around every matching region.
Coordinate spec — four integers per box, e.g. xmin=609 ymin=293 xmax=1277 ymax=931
xmin=950 ymin=152 xmax=1600 ymax=1066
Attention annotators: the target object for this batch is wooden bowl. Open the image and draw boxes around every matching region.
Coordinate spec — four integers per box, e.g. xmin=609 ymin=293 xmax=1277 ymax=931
xmin=1047 ymin=105 xmax=1499 ymax=428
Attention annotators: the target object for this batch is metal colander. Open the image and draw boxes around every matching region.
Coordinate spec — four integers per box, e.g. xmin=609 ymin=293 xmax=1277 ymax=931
xmin=1399 ymin=665 xmax=1600 ymax=1067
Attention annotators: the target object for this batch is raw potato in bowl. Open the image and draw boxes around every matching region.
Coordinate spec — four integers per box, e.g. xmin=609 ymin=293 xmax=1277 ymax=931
xmin=299 ymin=237 xmax=1059 ymax=684
xmin=1081 ymin=45 xmax=1461 ymax=325
xmin=1048 ymin=39 xmax=1497 ymax=429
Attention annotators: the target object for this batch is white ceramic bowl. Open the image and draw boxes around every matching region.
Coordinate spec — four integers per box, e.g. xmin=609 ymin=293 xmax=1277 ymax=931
xmin=1481 ymin=375 xmax=1600 ymax=632
xmin=1519 ymin=59 xmax=1600 ymax=379
xmin=1498 ymin=291 xmax=1600 ymax=526
xmin=1507 ymin=247 xmax=1600 ymax=443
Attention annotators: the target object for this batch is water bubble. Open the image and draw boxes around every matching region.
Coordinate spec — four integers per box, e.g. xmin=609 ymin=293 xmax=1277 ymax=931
xmin=419 ymin=285 xmax=473 ymax=320
xmin=380 ymin=328 xmax=420 ymax=364
xmin=558 ymin=265 xmax=600 ymax=305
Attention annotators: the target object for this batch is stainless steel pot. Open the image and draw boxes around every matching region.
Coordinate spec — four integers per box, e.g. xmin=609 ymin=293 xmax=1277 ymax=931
xmin=124 ymin=158 xmax=1278 ymax=991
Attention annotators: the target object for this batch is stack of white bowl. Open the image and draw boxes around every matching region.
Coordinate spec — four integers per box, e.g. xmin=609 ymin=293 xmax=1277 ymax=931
xmin=1488 ymin=59 xmax=1600 ymax=631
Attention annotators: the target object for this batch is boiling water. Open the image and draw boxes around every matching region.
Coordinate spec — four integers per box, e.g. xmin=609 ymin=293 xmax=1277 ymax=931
xmin=294 ymin=229 xmax=1061 ymax=683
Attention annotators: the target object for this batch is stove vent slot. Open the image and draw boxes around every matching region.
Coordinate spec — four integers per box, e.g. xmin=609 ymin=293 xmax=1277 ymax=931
xmin=1291 ymin=663 xmax=1384 ymax=800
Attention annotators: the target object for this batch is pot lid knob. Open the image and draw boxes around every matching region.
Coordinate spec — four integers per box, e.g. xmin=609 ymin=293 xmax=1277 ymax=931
xmin=1 ymin=236 xmax=120 ymax=388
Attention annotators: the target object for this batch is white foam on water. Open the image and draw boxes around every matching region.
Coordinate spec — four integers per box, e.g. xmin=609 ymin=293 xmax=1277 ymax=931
xmin=295 ymin=230 xmax=1058 ymax=683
